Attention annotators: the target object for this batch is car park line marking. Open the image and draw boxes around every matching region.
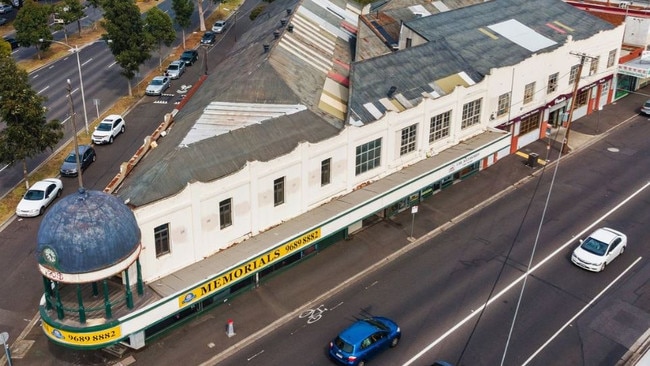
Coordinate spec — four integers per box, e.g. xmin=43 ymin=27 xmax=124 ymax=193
xmin=522 ymin=256 xmax=642 ymax=365
xmin=402 ymin=181 xmax=650 ymax=366
xmin=81 ymin=58 xmax=92 ymax=67
xmin=37 ymin=86 xmax=49 ymax=95
xmin=246 ymin=349 xmax=264 ymax=361
xmin=0 ymin=164 xmax=8 ymax=172
xmin=108 ymin=61 xmax=117 ymax=68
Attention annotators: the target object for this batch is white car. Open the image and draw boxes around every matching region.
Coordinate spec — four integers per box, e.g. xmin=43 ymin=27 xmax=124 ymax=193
xmin=145 ymin=76 xmax=171 ymax=96
xmin=571 ymin=227 xmax=627 ymax=272
xmin=640 ymin=99 xmax=650 ymax=115
xmin=92 ymin=114 xmax=125 ymax=144
xmin=16 ymin=178 xmax=63 ymax=217
xmin=211 ymin=20 xmax=228 ymax=33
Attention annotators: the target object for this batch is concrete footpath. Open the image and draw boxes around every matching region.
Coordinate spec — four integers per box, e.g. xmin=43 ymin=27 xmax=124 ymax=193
xmin=4 ymin=87 xmax=650 ymax=366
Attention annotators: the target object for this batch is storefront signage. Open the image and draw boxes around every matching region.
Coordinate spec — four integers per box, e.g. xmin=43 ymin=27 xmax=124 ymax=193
xmin=42 ymin=322 xmax=121 ymax=346
xmin=618 ymin=64 xmax=650 ymax=78
xmin=178 ymin=228 xmax=322 ymax=307
xmin=447 ymin=152 xmax=480 ymax=173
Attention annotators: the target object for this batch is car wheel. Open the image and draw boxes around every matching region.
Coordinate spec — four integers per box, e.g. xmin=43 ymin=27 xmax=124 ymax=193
xmin=120 ymin=125 xmax=125 ymax=133
xmin=109 ymin=136 xmax=114 ymax=144
xmin=357 ymin=361 xmax=365 ymax=366
xmin=92 ymin=155 xmax=96 ymax=162
xmin=56 ymin=189 xmax=61 ymax=197
xmin=390 ymin=336 xmax=400 ymax=347
xmin=39 ymin=207 xmax=44 ymax=216
xmin=600 ymin=263 xmax=606 ymax=272
xmin=620 ymin=245 xmax=625 ymax=255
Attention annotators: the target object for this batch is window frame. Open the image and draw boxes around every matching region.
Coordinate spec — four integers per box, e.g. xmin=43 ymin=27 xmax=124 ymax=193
xmin=154 ymin=223 xmax=171 ymax=257
xmin=461 ymin=98 xmax=482 ymax=129
xmin=399 ymin=124 xmax=417 ymax=156
xmin=523 ymin=82 xmax=535 ymax=105
xmin=273 ymin=177 xmax=285 ymax=206
xmin=429 ymin=110 xmax=451 ymax=143
xmin=547 ymin=72 xmax=559 ymax=94
xmin=497 ymin=92 xmax=510 ymax=116
xmin=355 ymin=138 xmax=382 ymax=175
xmin=320 ymin=158 xmax=331 ymax=186
xmin=219 ymin=198 xmax=232 ymax=229
xmin=519 ymin=112 xmax=540 ymax=135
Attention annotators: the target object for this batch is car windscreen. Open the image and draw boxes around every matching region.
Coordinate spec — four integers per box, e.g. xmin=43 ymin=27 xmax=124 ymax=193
xmin=64 ymin=153 xmax=78 ymax=163
xmin=580 ymin=238 xmax=608 ymax=256
xmin=151 ymin=79 xmax=163 ymax=85
xmin=97 ymin=122 xmax=112 ymax=131
xmin=24 ymin=190 xmax=45 ymax=200
xmin=168 ymin=65 xmax=179 ymax=71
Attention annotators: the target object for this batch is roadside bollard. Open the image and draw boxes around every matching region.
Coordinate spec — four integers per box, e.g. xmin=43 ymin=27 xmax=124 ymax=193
xmin=226 ymin=319 xmax=235 ymax=337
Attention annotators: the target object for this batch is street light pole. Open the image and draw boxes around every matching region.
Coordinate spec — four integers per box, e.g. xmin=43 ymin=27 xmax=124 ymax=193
xmin=73 ymin=45 xmax=89 ymax=135
xmin=44 ymin=39 xmax=89 ymax=134
xmin=66 ymin=79 xmax=84 ymax=189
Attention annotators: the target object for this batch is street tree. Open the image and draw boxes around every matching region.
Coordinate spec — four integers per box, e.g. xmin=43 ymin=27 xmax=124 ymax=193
xmin=172 ymin=0 xmax=193 ymax=50
xmin=54 ymin=0 xmax=86 ymax=39
xmin=144 ymin=7 xmax=176 ymax=70
xmin=14 ymin=0 xmax=52 ymax=60
xmin=0 ymin=57 xmax=63 ymax=189
xmin=0 ymin=39 xmax=10 ymax=58
xmin=197 ymin=0 xmax=206 ymax=31
xmin=102 ymin=0 xmax=151 ymax=96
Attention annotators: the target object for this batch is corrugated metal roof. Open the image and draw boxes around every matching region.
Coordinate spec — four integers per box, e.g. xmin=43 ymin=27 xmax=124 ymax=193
xmin=349 ymin=0 xmax=616 ymax=124
xmin=117 ymin=0 xmax=358 ymax=206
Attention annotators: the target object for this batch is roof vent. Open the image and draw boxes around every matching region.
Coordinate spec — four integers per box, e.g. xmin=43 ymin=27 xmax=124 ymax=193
xmin=287 ymin=24 xmax=294 ymax=32
xmin=286 ymin=8 xmax=292 ymax=15
xmin=281 ymin=18 xmax=287 ymax=26
xmin=273 ymin=30 xmax=280 ymax=39
xmin=263 ymin=44 xmax=270 ymax=53
xmin=387 ymin=86 xmax=397 ymax=98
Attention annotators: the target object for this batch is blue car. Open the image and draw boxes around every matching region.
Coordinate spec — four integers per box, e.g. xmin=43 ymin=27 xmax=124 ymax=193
xmin=329 ymin=316 xmax=401 ymax=366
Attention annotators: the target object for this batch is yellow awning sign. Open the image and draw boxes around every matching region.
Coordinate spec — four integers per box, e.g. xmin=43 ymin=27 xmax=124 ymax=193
xmin=178 ymin=228 xmax=322 ymax=307
xmin=42 ymin=322 xmax=122 ymax=346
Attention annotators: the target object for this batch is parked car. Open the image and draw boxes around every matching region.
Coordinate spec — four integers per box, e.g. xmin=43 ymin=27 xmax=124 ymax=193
xmin=2 ymin=36 xmax=18 ymax=49
xmin=571 ymin=227 xmax=627 ymax=272
xmin=60 ymin=145 xmax=96 ymax=177
xmin=166 ymin=60 xmax=186 ymax=79
xmin=0 ymin=4 xmax=13 ymax=13
xmin=145 ymin=76 xmax=171 ymax=96
xmin=16 ymin=178 xmax=63 ymax=217
xmin=200 ymin=31 xmax=216 ymax=45
xmin=211 ymin=20 xmax=227 ymax=33
xmin=180 ymin=50 xmax=198 ymax=66
xmin=329 ymin=317 xmax=401 ymax=366
xmin=0 ymin=17 xmax=7 ymax=26
xmin=92 ymin=114 xmax=125 ymax=144
xmin=640 ymin=99 xmax=650 ymax=115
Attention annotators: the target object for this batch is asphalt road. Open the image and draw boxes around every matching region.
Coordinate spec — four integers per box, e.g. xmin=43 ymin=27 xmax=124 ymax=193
xmin=0 ymin=0 xmax=219 ymax=196
xmin=212 ymin=117 xmax=650 ymax=366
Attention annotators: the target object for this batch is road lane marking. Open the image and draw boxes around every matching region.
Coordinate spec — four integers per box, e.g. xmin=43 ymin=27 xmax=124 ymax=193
xmin=522 ymin=257 xmax=642 ymax=365
xmin=402 ymin=181 xmax=650 ymax=366
xmin=81 ymin=58 xmax=92 ymax=67
xmin=37 ymin=86 xmax=49 ymax=95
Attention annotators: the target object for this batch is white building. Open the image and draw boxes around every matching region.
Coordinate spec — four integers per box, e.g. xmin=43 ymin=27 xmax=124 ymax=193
xmin=37 ymin=0 xmax=626 ymax=350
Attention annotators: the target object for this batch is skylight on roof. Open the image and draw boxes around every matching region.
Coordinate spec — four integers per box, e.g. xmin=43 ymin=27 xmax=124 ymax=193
xmin=488 ymin=19 xmax=556 ymax=52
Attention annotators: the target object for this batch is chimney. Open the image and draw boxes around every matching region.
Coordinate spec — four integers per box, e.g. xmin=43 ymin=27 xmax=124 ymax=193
xmin=387 ymin=86 xmax=397 ymax=98
xmin=263 ymin=44 xmax=270 ymax=52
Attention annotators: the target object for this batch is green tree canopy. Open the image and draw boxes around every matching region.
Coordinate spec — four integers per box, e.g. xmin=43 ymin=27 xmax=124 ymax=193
xmin=144 ymin=7 xmax=176 ymax=69
xmin=172 ymin=0 xmax=193 ymax=49
xmin=14 ymin=0 xmax=53 ymax=59
xmin=0 ymin=57 xmax=63 ymax=187
xmin=0 ymin=39 xmax=11 ymax=58
xmin=102 ymin=0 xmax=151 ymax=96
xmin=55 ymin=0 xmax=86 ymax=37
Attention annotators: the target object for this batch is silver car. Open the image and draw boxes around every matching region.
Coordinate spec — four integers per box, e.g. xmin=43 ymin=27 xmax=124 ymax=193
xmin=641 ymin=99 xmax=650 ymax=115
xmin=166 ymin=60 xmax=186 ymax=80
xmin=145 ymin=76 xmax=171 ymax=96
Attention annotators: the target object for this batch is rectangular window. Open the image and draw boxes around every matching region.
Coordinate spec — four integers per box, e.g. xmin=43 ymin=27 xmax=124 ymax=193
xmin=429 ymin=111 xmax=450 ymax=142
xmin=320 ymin=158 xmax=331 ymax=186
xmin=523 ymin=82 xmax=535 ymax=104
xmin=575 ymin=89 xmax=589 ymax=107
xmin=219 ymin=198 xmax=232 ymax=229
xmin=519 ymin=113 xmax=540 ymax=135
xmin=406 ymin=38 xmax=412 ymax=48
xmin=607 ymin=49 xmax=617 ymax=68
xmin=569 ymin=65 xmax=579 ymax=85
xmin=154 ymin=223 xmax=170 ymax=257
xmin=497 ymin=92 xmax=510 ymax=116
xmin=355 ymin=138 xmax=382 ymax=175
xmin=590 ymin=56 xmax=599 ymax=76
xmin=273 ymin=177 xmax=285 ymax=206
xmin=461 ymin=98 xmax=482 ymax=129
xmin=547 ymin=72 xmax=559 ymax=94
xmin=399 ymin=124 xmax=417 ymax=155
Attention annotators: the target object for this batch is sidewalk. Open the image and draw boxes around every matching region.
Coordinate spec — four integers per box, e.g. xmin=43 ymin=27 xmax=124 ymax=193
xmin=5 ymin=87 xmax=650 ymax=366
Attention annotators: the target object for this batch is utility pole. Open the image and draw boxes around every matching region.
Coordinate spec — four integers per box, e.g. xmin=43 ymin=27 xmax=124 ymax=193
xmin=67 ymin=79 xmax=84 ymax=189
xmin=562 ymin=53 xmax=597 ymax=154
